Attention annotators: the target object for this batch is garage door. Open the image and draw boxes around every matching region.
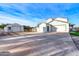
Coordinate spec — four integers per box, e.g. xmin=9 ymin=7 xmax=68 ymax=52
xmin=56 ymin=25 xmax=66 ymax=32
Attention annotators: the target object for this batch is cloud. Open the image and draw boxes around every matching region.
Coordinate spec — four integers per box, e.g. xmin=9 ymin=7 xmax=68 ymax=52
xmin=0 ymin=3 xmax=46 ymax=26
xmin=0 ymin=14 xmax=44 ymax=27
xmin=0 ymin=3 xmax=79 ymax=26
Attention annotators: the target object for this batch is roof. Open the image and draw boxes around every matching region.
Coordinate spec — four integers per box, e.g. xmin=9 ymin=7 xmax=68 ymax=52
xmin=5 ymin=23 xmax=22 ymax=28
xmin=47 ymin=18 xmax=68 ymax=23
xmin=46 ymin=18 xmax=54 ymax=23
xmin=55 ymin=18 xmax=68 ymax=22
xmin=37 ymin=22 xmax=46 ymax=27
xmin=37 ymin=22 xmax=52 ymax=27
xmin=36 ymin=17 xmax=68 ymax=27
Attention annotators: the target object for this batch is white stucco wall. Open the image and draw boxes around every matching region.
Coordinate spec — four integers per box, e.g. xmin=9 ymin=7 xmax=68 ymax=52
xmin=0 ymin=29 xmax=4 ymax=34
xmin=37 ymin=23 xmax=53 ymax=33
xmin=37 ymin=23 xmax=47 ymax=32
xmin=49 ymin=20 xmax=69 ymax=32
xmin=4 ymin=25 xmax=12 ymax=32
xmin=36 ymin=18 xmax=69 ymax=33
xmin=4 ymin=24 xmax=24 ymax=32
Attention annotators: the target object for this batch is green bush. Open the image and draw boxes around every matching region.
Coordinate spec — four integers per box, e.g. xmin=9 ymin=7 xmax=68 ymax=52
xmin=70 ymin=31 xmax=79 ymax=36
xmin=0 ymin=24 xmax=6 ymax=29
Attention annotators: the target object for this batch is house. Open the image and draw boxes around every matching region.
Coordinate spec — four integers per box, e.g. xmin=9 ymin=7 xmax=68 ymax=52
xmin=36 ymin=18 xmax=69 ymax=33
xmin=4 ymin=23 xmax=24 ymax=32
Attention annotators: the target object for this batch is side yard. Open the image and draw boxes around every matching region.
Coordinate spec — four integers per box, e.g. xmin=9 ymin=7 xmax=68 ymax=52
xmin=70 ymin=31 xmax=79 ymax=36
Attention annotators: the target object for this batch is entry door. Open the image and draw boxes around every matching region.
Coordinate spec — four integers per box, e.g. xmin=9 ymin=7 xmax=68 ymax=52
xmin=47 ymin=26 xmax=49 ymax=32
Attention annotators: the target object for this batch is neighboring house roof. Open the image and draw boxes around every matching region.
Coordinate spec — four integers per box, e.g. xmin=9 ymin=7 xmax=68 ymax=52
xmin=4 ymin=23 xmax=23 ymax=31
xmin=5 ymin=23 xmax=22 ymax=27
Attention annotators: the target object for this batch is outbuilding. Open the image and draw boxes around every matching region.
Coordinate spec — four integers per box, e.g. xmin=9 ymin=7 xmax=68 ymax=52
xmin=4 ymin=23 xmax=24 ymax=32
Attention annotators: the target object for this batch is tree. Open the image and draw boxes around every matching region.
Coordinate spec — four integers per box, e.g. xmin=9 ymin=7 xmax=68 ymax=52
xmin=0 ymin=24 xmax=6 ymax=29
xmin=23 ymin=25 xmax=33 ymax=32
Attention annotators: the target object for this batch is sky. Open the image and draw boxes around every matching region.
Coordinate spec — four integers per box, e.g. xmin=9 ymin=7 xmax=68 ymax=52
xmin=0 ymin=3 xmax=79 ymax=27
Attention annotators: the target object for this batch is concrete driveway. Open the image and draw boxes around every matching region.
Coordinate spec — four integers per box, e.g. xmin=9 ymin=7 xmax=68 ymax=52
xmin=71 ymin=36 xmax=79 ymax=49
xmin=65 ymin=36 xmax=79 ymax=56
xmin=0 ymin=32 xmax=77 ymax=56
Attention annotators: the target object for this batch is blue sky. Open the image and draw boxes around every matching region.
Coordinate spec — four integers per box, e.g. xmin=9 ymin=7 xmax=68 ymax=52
xmin=0 ymin=3 xmax=79 ymax=27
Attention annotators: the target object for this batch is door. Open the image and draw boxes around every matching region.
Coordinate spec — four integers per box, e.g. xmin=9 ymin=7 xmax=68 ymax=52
xmin=56 ymin=25 xmax=66 ymax=32
xmin=8 ymin=27 xmax=12 ymax=32
xmin=47 ymin=26 xmax=49 ymax=32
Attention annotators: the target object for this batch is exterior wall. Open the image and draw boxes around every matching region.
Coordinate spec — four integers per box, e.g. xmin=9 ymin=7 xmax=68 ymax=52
xmin=65 ymin=24 xmax=69 ymax=32
xmin=4 ymin=25 xmax=12 ymax=32
xmin=37 ymin=23 xmax=53 ymax=33
xmin=0 ymin=29 xmax=4 ymax=34
xmin=50 ymin=21 xmax=69 ymax=32
xmin=46 ymin=25 xmax=52 ymax=32
xmin=37 ymin=23 xmax=47 ymax=32
xmin=12 ymin=26 xmax=20 ymax=32
xmin=4 ymin=24 xmax=24 ymax=32
xmin=21 ymin=26 xmax=24 ymax=32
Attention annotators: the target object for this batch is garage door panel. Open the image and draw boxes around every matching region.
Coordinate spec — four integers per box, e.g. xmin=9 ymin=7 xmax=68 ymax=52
xmin=55 ymin=25 xmax=66 ymax=32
